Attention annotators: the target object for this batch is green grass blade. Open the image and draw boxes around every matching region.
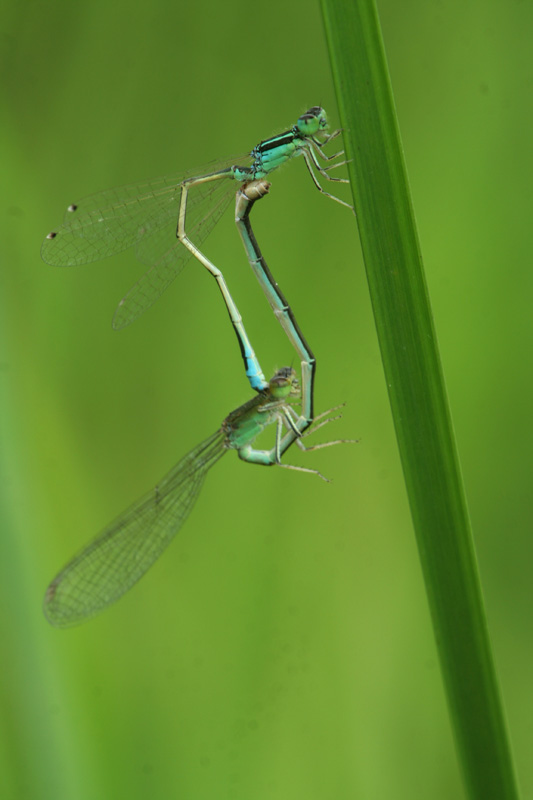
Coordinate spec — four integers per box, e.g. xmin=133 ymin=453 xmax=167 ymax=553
xmin=320 ymin=2 xmax=520 ymax=798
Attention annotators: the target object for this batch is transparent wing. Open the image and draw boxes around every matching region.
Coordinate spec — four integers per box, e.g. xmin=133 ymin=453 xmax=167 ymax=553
xmin=112 ymin=166 xmax=242 ymax=329
xmin=41 ymin=154 xmax=253 ymax=329
xmin=41 ymin=155 xmax=249 ymax=266
xmin=43 ymin=430 xmax=226 ymax=628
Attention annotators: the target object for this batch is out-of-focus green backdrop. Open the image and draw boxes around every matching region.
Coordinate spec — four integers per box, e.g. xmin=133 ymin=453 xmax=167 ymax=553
xmin=2 ymin=1 xmax=532 ymax=798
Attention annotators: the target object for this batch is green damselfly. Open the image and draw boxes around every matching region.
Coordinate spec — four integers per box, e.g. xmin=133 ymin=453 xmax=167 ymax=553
xmin=42 ymin=107 xmax=352 ymax=392
xmin=43 ymin=368 xmax=352 ymax=627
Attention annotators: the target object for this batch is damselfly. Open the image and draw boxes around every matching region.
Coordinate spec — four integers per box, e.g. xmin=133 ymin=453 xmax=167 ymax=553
xmin=42 ymin=107 xmax=351 ymax=391
xmin=43 ymin=368 xmax=352 ymax=627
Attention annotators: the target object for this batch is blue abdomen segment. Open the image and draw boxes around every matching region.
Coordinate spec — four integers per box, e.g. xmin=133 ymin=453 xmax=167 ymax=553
xmin=244 ymin=352 xmax=268 ymax=392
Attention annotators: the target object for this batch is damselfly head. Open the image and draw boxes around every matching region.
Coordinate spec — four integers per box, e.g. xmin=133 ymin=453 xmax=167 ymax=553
xmin=269 ymin=367 xmax=299 ymax=400
xmin=297 ymin=107 xmax=328 ymax=137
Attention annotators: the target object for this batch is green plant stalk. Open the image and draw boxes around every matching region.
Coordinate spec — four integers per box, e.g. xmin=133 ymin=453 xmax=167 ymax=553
xmin=320 ymin=2 xmax=520 ymax=798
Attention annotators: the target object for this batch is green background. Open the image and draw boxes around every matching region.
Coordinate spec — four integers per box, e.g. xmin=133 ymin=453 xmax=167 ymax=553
xmin=2 ymin=1 xmax=531 ymax=798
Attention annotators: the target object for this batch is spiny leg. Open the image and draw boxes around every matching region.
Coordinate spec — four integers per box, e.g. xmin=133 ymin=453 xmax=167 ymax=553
xmin=313 ymin=128 xmax=344 ymax=150
xmin=275 ymin=402 xmax=357 ymax=480
xmin=277 ymin=461 xmax=330 ymax=482
xmin=309 ymin=136 xmax=346 ymax=164
xmin=288 ymin=403 xmax=358 ymax=451
xmin=306 ymin=144 xmax=351 ymax=181
xmin=301 ymin=151 xmax=354 ymax=211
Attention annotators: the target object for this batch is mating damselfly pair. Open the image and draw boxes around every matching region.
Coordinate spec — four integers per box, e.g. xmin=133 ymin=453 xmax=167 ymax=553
xmin=42 ymin=106 xmax=354 ymax=627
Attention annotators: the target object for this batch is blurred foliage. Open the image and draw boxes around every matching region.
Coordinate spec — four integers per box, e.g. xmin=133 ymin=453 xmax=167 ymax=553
xmin=1 ymin=1 xmax=532 ymax=798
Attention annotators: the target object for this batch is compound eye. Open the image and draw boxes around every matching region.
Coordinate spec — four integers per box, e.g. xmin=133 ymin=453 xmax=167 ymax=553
xmin=297 ymin=107 xmax=327 ymax=136
xmin=297 ymin=113 xmax=319 ymax=136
